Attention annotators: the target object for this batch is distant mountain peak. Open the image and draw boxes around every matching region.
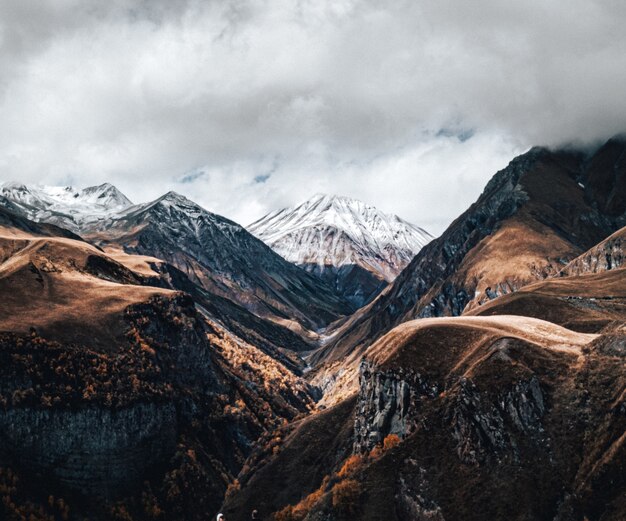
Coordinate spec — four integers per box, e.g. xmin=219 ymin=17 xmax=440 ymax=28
xmin=0 ymin=181 xmax=133 ymax=232
xmin=159 ymin=190 xmax=187 ymax=201
xmin=80 ymin=183 xmax=133 ymax=207
xmin=249 ymin=193 xmax=433 ymax=307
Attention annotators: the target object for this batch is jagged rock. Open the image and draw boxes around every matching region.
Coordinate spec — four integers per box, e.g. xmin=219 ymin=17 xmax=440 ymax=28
xmin=354 ymin=359 xmax=438 ymax=453
xmin=396 ymin=474 xmax=445 ymax=521
xmin=448 ymin=376 xmax=546 ymax=464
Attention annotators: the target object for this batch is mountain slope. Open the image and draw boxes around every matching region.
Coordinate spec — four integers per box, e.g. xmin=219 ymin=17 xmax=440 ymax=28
xmin=470 ymin=267 xmax=626 ymax=332
xmin=223 ymin=315 xmax=626 ymax=521
xmin=469 ymin=224 xmax=626 ymax=331
xmin=0 ymin=206 xmax=317 ymax=520
xmin=312 ymin=139 xmax=626 ymax=376
xmin=85 ymin=191 xmax=351 ymax=334
xmin=0 ymin=181 xmax=132 ymax=232
xmin=249 ymin=194 xmax=433 ymax=308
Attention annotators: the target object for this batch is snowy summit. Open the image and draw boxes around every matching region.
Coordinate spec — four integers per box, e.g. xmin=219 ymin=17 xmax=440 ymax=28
xmin=248 ymin=193 xmax=433 ymax=307
xmin=0 ymin=182 xmax=132 ymax=231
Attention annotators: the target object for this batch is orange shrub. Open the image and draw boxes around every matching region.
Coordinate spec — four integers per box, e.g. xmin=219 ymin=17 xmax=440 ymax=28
xmin=370 ymin=433 xmax=402 ymax=459
xmin=331 ymin=479 xmax=360 ymax=514
xmin=383 ymin=433 xmax=401 ymax=451
xmin=337 ymin=454 xmax=364 ymax=479
xmin=273 ymin=479 xmax=327 ymax=521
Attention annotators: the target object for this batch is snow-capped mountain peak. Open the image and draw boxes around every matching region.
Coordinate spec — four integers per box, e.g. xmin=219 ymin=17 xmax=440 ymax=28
xmin=0 ymin=181 xmax=133 ymax=231
xmin=79 ymin=183 xmax=132 ymax=208
xmin=248 ymin=193 xmax=433 ymax=307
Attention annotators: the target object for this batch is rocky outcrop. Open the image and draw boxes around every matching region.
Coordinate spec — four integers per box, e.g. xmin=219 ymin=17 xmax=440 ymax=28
xmin=354 ymin=358 xmax=548 ymax=464
xmin=447 ymin=376 xmax=546 ymax=464
xmin=396 ymin=471 xmax=445 ymax=521
xmin=563 ymin=227 xmax=625 ymax=275
xmin=354 ymin=360 xmax=438 ymax=453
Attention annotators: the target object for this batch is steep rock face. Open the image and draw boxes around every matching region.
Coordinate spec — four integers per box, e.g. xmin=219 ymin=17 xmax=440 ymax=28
xmin=448 ymin=375 xmax=546 ymax=465
xmin=355 ymin=354 xmax=547 ymax=464
xmin=354 ymin=360 xmax=437 ymax=453
xmin=249 ymin=194 xmax=433 ymax=308
xmin=225 ymin=316 xmax=626 ymax=521
xmin=0 ymin=292 xmax=219 ymax=497
xmin=315 ymin=139 xmax=626 ymax=370
xmin=563 ymin=225 xmax=625 ymax=275
xmin=0 ymin=403 xmax=177 ymax=497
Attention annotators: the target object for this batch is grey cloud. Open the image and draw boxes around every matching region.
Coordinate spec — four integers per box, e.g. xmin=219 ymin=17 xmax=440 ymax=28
xmin=0 ymin=0 xmax=625 ymax=233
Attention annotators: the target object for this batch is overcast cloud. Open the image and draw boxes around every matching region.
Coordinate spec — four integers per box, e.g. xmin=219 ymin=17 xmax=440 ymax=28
xmin=1 ymin=0 xmax=626 ymax=234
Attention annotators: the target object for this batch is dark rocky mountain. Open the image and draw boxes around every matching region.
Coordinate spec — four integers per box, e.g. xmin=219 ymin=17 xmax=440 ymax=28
xmin=311 ymin=138 xmax=626 ymax=384
xmin=85 ymin=192 xmax=351 ymax=336
xmin=112 ymin=252 xmax=313 ymax=373
xmin=0 ymin=207 xmax=317 ymax=520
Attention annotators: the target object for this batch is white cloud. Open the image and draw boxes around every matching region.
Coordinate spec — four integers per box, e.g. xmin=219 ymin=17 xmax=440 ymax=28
xmin=0 ymin=0 xmax=624 ymax=233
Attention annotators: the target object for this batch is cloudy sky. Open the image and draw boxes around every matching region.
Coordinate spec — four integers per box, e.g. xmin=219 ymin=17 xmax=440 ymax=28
xmin=1 ymin=1 xmax=626 ymax=234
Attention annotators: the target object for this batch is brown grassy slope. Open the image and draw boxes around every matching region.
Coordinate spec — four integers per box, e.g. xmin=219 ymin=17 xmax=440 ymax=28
xmin=0 ymin=231 xmax=174 ymax=350
xmin=220 ymin=397 xmax=356 ymax=521
xmin=84 ymin=194 xmax=352 ymax=336
xmin=469 ymin=267 xmax=626 ymax=332
xmin=355 ymin=318 xmax=623 ymax=521
xmin=227 ymin=316 xmax=625 ymax=521
xmin=0 ymin=216 xmax=319 ymax=519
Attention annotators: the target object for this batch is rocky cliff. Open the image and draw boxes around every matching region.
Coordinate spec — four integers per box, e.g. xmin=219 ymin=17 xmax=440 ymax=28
xmin=563 ymin=225 xmax=625 ymax=276
xmin=353 ymin=360 xmax=437 ymax=453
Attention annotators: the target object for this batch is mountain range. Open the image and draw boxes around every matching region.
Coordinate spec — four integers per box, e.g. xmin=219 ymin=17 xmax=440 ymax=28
xmin=0 ymin=135 xmax=624 ymax=521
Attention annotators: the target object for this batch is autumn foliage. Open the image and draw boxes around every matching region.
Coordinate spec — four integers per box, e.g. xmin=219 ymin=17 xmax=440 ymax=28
xmin=331 ymin=479 xmax=360 ymax=514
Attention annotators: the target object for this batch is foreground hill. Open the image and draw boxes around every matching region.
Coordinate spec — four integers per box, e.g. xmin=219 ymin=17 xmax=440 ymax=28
xmin=223 ymin=315 xmax=626 ymax=521
xmin=312 ymin=137 xmax=626 ymax=379
xmin=249 ymin=194 xmax=433 ymax=308
xmin=0 ymin=207 xmax=316 ymax=520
